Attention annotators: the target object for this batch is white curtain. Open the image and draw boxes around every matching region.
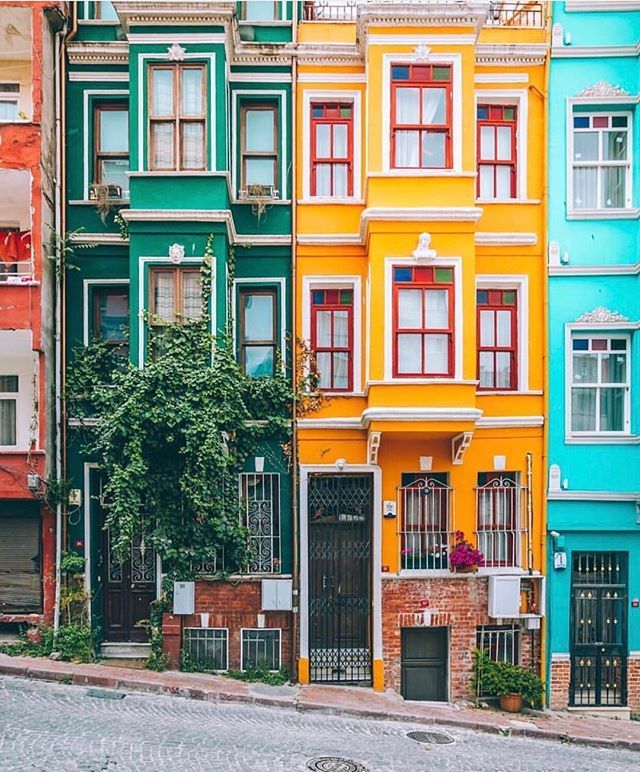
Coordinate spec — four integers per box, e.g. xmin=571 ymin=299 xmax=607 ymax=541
xmin=333 ymin=310 xmax=349 ymax=347
xmin=181 ymin=69 xmax=203 ymax=116
xmin=397 ymin=334 xmax=421 ymax=374
xmin=571 ymin=387 xmax=596 ymax=432
xmin=333 ymin=124 xmax=348 ymax=157
xmin=182 ymin=273 xmax=203 ymax=320
xmin=154 ymin=273 xmax=174 ymax=321
xmin=151 ymin=123 xmax=174 ymax=169
xmin=422 ymin=88 xmax=445 ymax=124
xmin=332 ymin=352 xmax=349 ymax=389
xmin=424 ymin=334 xmax=447 ymax=374
xmin=315 ymin=124 xmax=331 ymax=158
xmin=425 ymin=289 xmax=448 ymax=329
xmin=315 ymin=310 xmax=332 ymax=347
xmin=152 ymin=69 xmax=174 ymax=116
xmin=181 ymin=123 xmax=204 ymax=169
xmin=398 ymin=289 xmax=422 ymax=328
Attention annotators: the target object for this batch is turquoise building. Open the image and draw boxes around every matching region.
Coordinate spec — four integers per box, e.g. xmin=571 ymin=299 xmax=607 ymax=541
xmin=547 ymin=3 xmax=640 ymax=713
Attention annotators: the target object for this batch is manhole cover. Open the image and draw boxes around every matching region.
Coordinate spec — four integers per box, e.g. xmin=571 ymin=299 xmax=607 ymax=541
xmin=407 ymin=730 xmax=454 ymax=745
xmin=307 ymin=758 xmax=368 ymax=772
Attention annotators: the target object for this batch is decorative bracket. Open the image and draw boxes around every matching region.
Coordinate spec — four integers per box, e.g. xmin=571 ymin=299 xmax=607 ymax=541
xmin=368 ymin=431 xmax=381 ymax=465
xmin=576 ymin=81 xmax=630 ymax=98
xmin=575 ymin=306 xmax=629 ymax=324
xmin=451 ymin=432 xmax=473 ymax=466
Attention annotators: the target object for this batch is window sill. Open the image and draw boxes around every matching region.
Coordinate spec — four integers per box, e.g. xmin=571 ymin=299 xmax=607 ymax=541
xmin=367 ymin=379 xmax=475 ymax=386
xmin=477 ymin=390 xmax=543 ymax=396
xmin=298 ymin=198 xmax=364 ymax=205
xmin=372 ymin=170 xmax=470 ymax=178
xmin=78 ymin=20 xmax=121 ymax=26
xmin=0 ymin=279 xmax=39 ymax=287
xmin=232 ymin=198 xmax=291 ymax=206
xmin=565 ymin=434 xmax=639 ymax=445
xmin=476 ymin=198 xmax=541 ymax=205
xmin=69 ymin=199 xmax=129 ymax=206
xmin=567 ymin=208 xmax=639 ymax=221
xmin=391 ymin=567 xmax=530 ymax=579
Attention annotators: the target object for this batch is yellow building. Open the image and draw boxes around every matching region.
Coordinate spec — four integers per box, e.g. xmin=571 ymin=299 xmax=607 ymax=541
xmin=295 ymin=1 xmax=548 ymax=699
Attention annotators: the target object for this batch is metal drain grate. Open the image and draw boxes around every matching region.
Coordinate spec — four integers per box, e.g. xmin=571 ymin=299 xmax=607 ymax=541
xmin=307 ymin=758 xmax=369 ymax=772
xmin=407 ymin=730 xmax=454 ymax=745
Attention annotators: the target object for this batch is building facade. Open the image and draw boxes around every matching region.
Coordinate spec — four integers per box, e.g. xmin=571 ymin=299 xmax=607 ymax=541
xmin=547 ymin=3 xmax=640 ymax=714
xmin=0 ymin=2 xmax=63 ymax=630
xmin=64 ymin=1 xmax=294 ymax=671
xmin=295 ymin=1 xmax=548 ymax=699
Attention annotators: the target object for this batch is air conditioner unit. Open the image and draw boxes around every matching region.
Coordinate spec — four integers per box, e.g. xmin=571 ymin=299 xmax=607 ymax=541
xmin=89 ymin=183 xmax=123 ymax=200
xmin=241 ymin=184 xmax=277 ymax=200
xmin=488 ymin=575 xmax=521 ymax=618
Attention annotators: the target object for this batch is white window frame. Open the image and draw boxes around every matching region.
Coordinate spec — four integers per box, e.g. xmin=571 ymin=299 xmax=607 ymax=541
xmin=476 ymin=276 xmax=529 ymax=393
xmin=474 ymin=89 xmax=528 ymax=202
xmin=566 ymin=108 xmax=633 ymax=217
xmin=301 ymin=89 xmax=362 ymax=202
xmin=0 ymin=82 xmax=20 ymax=123
xmin=0 ymin=356 xmax=35 ymax=452
xmin=382 ymin=52 xmax=462 ymax=175
xmin=566 ymin=333 xmax=631 ymax=437
xmin=302 ymin=275 xmax=362 ymax=394
xmin=384 ymin=256 xmax=462 ymax=381
xmin=240 ymin=627 xmax=282 ymax=672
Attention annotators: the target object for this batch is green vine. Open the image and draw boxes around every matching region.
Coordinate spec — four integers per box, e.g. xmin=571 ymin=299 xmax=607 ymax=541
xmin=114 ymin=211 xmax=129 ymax=241
xmin=47 ymin=227 xmax=94 ymax=277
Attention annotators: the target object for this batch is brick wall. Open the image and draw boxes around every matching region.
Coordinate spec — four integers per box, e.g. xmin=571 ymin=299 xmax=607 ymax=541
xmin=549 ymin=655 xmax=570 ymax=710
xmin=162 ymin=578 xmax=292 ymax=674
xmin=381 ymin=576 xmax=541 ymax=701
xmin=627 ymin=655 xmax=640 ymax=711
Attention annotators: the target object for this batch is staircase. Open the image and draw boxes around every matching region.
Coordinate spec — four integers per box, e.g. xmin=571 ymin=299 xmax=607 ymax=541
xmin=100 ymin=642 xmax=151 ymax=660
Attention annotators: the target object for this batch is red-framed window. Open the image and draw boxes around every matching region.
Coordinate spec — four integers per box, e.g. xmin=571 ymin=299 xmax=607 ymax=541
xmin=310 ymin=102 xmax=354 ymax=197
xmin=391 ymin=63 xmax=452 ymax=169
xmin=476 ymin=289 xmax=517 ymax=390
xmin=477 ymin=105 xmax=517 ymax=199
xmin=393 ymin=266 xmax=454 ymax=377
xmin=310 ymin=288 xmax=353 ymax=391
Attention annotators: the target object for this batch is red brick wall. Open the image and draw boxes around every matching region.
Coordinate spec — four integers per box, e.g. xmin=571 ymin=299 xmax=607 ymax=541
xmin=163 ymin=578 xmax=292 ymax=675
xmin=627 ymin=656 xmax=640 ymax=711
xmin=549 ymin=655 xmax=571 ymax=710
xmin=382 ymin=576 xmax=541 ymax=701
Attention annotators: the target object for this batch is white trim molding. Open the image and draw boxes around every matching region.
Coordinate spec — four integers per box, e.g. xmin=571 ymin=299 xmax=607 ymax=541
xmin=476 ymin=416 xmax=544 ymax=428
xmin=475 ymin=44 xmax=547 ymax=66
xmin=69 ymin=71 xmax=129 ymax=82
xmin=361 ymin=407 xmax=482 ymax=427
xmin=565 ymin=1 xmax=640 ymax=9
xmin=548 ymin=262 xmax=640 ymax=276
xmin=297 ymin=233 xmax=362 ymax=245
xmin=475 ymin=74 xmax=529 ymax=84
xmin=552 ymin=43 xmax=640 ymax=59
xmin=82 ymin=88 xmax=129 ymax=200
xmin=475 ymin=232 xmax=537 ymax=246
xmin=548 ymin=490 xmax=640 ymax=501
xmin=361 ymin=207 xmax=482 ymax=243
xmin=297 ymin=73 xmax=367 ymax=84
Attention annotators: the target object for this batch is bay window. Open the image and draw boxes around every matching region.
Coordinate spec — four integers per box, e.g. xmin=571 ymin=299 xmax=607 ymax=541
xmin=477 ymin=289 xmax=517 ymax=390
xmin=149 ymin=64 xmax=206 ymax=171
xmin=94 ymin=104 xmax=129 ymax=197
xmin=310 ymin=288 xmax=353 ymax=391
xmin=0 ymin=375 xmax=18 ymax=446
xmin=239 ymin=289 xmax=277 ymax=377
xmin=477 ymin=105 xmax=517 ymax=199
xmin=310 ymin=102 xmax=353 ymax=197
xmin=391 ymin=63 xmax=452 ymax=169
xmin=570 ymin=336 xmax=629 ymax=433
xmin=393 ymin=265 xmax=454 ymax=377
xmin=571 ymin=113 xmax=631 ymax=210
xmin=241 ymin=104 xmax=278 ymax=196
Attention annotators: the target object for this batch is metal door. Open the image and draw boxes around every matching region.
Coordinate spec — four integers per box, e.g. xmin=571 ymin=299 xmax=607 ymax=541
xmin=308 ymin=474 xmax=372 ymax=683
xmin=401 ymin=627 xmax=448 ymax=701
xmin=570 ymin=551 xmax=627 ymax=706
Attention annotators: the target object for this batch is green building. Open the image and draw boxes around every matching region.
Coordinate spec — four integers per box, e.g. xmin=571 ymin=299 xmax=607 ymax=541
xmin=64 ymin=1 xmax=294 ymax=672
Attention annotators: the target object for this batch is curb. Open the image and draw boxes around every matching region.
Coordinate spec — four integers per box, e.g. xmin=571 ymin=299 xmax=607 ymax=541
xmin=1 ymin=659 xmax=639 ymax=753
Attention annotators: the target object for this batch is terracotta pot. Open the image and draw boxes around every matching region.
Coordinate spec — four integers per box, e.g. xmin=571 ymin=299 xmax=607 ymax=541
xmin=453 ymin=563 xmax=477 ymax=574
xmin=499 ymin=693 xmax=523 ymax=713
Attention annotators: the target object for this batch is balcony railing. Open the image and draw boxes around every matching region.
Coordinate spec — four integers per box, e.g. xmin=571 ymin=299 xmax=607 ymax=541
xmin=0 ymin=260 xmax=33 ymax=284
xmin=484 ymin=1 xmax=544 ymax=28
xmin=303 ymin=0 xmax=357 ymax=21
xmin=1 ymin=230 xmax=32 ymax=283
xmin=475 ymin=477 xmax=528 ymax=569
xmin=399 ymin=476 xmax=454 ymax=571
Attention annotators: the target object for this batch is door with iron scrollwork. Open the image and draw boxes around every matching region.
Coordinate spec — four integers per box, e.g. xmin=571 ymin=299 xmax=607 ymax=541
xmin=308 ymin=473 xmax=372 ymax=684
xmin=570 ymin=551 xmax=627 ymax=707
xmin=102 ymin=527 xmax=156 ymax=642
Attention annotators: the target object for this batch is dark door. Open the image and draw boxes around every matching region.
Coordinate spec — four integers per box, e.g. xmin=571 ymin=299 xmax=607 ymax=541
xmin=401 ymin=627 xmax=448 ymax=701
xmin=102 ymin=529 xmax=156 ymax=642
xmin=570 ymin=552 xmax=627 ymax=707
xmin=308 ymin=474 xmax=372 ymax=684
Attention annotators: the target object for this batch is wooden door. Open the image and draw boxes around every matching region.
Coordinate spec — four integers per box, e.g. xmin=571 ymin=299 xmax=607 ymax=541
xmin=401 ymin=627 xmax=448 ymax=701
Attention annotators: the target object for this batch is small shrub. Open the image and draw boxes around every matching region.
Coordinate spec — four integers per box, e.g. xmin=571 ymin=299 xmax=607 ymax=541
xmin=55 ymin=624 xmax=95 ymax=663
xmin=60 ymin=551 xmax=86 ymax=575
xmin=472 ymin=649 xmax=544 ymax=709
xmin=226 ymin=665 xmax=288 ymax=686
xmin=0 ymin=625 xmax=54 ymax=658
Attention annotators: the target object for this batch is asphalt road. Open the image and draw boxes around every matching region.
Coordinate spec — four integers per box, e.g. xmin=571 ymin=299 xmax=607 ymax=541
xmin=0 ymin=675 xmax=638 ymax=772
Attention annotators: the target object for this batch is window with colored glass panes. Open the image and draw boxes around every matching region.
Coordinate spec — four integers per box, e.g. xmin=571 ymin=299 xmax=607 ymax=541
xmin=571 ymin=337 xmax=629 ymax=433
xmin=310 ymin=102 xmax=353 ymax=197
xmin=310 ymin=288 xmax=353 ymax=391
xmin=571 ymin=113 xmax=631 ymax=210
xmin=476 ymin=105 xmax=517 ymax=199
xmin=393 ymin=266 xmax=454 ymax=377
xmin=476 ymin=289 xmax=517 ymax=390
xmin=390 ymin=63 xmax=452 ymax=169
xmin=239 ymin=289 xmax=277 ymax=377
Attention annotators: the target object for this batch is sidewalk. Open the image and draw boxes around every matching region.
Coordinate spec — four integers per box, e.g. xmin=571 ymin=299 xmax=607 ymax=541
xmin=1 ymin=653 xmax=639 ymax=751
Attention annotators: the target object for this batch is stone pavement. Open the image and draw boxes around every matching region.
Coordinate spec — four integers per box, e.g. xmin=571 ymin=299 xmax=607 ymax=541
xmin=1 ymin=654 xmax=639 ymax=753
xmin=1 ymin=675 xmax=638 ymax=772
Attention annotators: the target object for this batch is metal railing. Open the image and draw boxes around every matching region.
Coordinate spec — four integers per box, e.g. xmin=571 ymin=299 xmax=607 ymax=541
xmin=303 ymin=0 xmax=358 ymax=21
xmin=183 ymin=627 xmax=229 ymax=671
xmin=475 ymin=477 xmax=528 ymax=569
xmin=484 ymin=1 xmax=544 ymax=28
xmin=399 ymin=476 xmax=454 ymax=571
xmin=240 ymin=472 xmax=281 ymax=574
xmin=0 ymin=260 xmax=33 ymax=283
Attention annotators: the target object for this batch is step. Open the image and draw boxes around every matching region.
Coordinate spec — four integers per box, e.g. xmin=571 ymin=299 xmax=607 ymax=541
xmin=567 ymin=705 xmax=631 ymax=721
xmin=100 ymin=642 xmax=151 ymax=660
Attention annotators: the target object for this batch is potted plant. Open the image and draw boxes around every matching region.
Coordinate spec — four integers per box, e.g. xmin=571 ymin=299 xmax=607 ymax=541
xmin=449 ymin=530 xmax=484 ymax=573
xmin=472 ymin=650 xmax=544 ymax=713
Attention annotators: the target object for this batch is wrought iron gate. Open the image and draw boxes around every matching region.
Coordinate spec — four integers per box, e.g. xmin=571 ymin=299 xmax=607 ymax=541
xmin=570 ymin=551 xmax=627 ymax=707
xmin=308 ymin=474 xmax=372 ymax=683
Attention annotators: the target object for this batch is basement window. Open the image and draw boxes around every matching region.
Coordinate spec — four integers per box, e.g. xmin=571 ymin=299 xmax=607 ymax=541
xmin=241 ymin=628 xmax=281 ymax=671
xmin=183 ymin=627 xmax=228 ymax=671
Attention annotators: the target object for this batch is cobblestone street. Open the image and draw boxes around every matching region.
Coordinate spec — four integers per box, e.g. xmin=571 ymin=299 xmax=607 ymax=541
xmin=0 ymin=676 xmax=637 ymax=772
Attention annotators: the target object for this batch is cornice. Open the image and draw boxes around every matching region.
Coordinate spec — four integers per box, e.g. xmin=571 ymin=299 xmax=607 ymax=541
xmin=476 ymin=44 xmax=547 ymax=66
xmin=552 ymin=42 xmax=640 ymax=58
xmin=357 ymin=2 xmax=485 ymax=42
xmin=66 ymin=41 xmax=129 ymax=65
xmin=361 ymin=407 xmax=482 ymax=428
xmin=548 ymin=490 xmax=640 ymax=501
xmin=297 ymin=233 xmax=362 ymax=246
xmin=361 ymin=206 xmax=483 ymax=229
xmin=476 ymin=416 xmax=544 ymax=428
xmin=295 ymin=44 xmax=361 ymax=65
xmin=113 ymin=1 xmax=236 ymax=32
xmin=475 ymin=232 xmax=537 ymax=246
xmin=549 ymin=262 xmax=640 ymax=276
xmin=69 ymin=232 xmax=129 ymax=246
xmin=565 ymin=1 xmax=640 ymax=11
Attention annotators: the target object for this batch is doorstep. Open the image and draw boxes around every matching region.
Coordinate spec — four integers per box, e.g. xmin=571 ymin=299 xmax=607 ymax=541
xmin=100 ymin=642 xmax=151 ymax=660
xmin=567 ymin=705 xmax=631 ymax=721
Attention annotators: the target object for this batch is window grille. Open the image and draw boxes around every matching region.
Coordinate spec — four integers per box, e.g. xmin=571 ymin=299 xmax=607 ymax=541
xmin=183 ymin=628 xmax=228 ymax=671
xmin=475 ymin=624 xmax=520 ymax=697
xmin=240 ymin=473 xmax=281 ymax=574
xmin=475 ymin=473 xmax=527 ymax=568
xmin=241 ymin=628 xmax=281 ymax=671
xmin=399 ymin=474 xmax=453 ymax=570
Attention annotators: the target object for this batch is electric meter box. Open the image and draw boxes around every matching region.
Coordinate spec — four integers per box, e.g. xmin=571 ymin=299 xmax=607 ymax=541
xmin=173 ymin=581 xmax=195 ymax=615
xmin=488 ymin=575 xmax=521 ymax=618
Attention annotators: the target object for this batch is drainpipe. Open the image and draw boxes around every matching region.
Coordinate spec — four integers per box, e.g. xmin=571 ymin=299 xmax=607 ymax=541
xmin=53 ymin=2 xmax=77 ymax=640
xmin=289 ymin=5 xmax=299 ymax=682
xmin=526 ymin=451 xmax=534 ymax=575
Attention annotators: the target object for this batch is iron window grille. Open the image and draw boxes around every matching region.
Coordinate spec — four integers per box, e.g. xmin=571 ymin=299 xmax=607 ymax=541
xmin=398 ymin=473 xmax=454 ymax=571
xmin=475 ymin=473 xmax=527 ymax=568
xmin=241 ymin=628 xmax=281 ymax=671
xmin=239 ymin=473 xmax=281 ymax=574
xmin=183 ymin=627 xmax=228 ymax=671
xmin=475 ymin=624 xmax=521 ymax=697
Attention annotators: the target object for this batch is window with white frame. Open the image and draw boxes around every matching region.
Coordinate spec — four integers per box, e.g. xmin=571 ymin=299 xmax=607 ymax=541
xmin=240 ymin=472 xmax=281 ymax=574
xmin=0 ymin=375 xmax=18 ymax=446
xmin=241 ymin=628 xmax=281 ymax=671
xmin=571 ymin=113 xmax=631 ymax=210
xmin=0 ymin=84 xmax=19 ymax=121
xmin=570 ymin=336 xmax=629 ymax=433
